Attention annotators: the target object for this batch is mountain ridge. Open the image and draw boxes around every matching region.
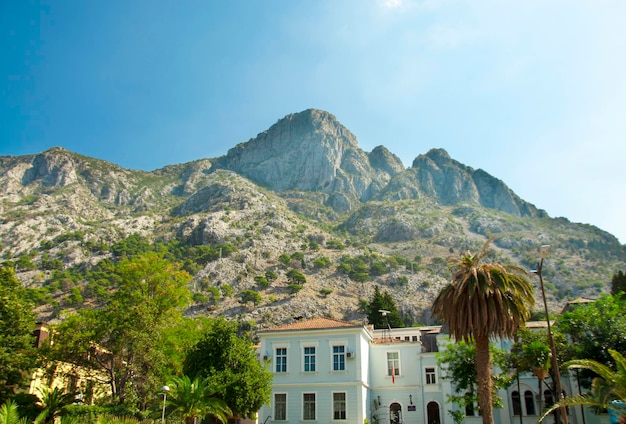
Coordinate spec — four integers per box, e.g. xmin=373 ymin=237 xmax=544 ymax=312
xmin=1 ymin=108 xmax=624 ymax=327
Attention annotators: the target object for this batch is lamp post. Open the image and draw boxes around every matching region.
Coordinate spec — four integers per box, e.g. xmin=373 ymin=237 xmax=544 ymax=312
xmin=161 ymin=385 xmax=170 ymax=424
xmin=535 ymin=245 xmax=568 ymax=424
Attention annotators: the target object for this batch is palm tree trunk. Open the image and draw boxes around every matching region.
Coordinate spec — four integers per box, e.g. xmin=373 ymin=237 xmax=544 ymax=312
xmin=475 ymin=335 xmax=494 ymax=424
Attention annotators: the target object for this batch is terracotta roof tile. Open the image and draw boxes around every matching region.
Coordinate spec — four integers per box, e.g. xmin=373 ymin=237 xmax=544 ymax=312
xmin=260 ymin=317 xmax=362 ymax=332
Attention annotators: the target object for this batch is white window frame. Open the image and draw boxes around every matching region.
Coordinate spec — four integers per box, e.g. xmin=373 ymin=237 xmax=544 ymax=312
xmin=273 ymin=392 xmax=287 ymax=421
xmin=424 ymin=366 xmax=437 ymax=384
xmin=387 ymin=351 xmax=400 ymax=377
xmin=330 ymin=339 xmax=348 ymax=372
xmin=272 ymin=343 xmax=289 ymax=374
xmin=302 ymin=392 xmax=317 ymax=421
xmin=332 ymin=391 xmax=347 ymax=420
xmin=300 ymin=340 xmax=319 ymax=373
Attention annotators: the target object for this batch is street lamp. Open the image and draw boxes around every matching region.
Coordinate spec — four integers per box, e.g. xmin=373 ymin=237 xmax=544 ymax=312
xmin=161 ymin=385 xmax=170 ymax=424
xmin=534 ymin=245 xmax=568 ymax=424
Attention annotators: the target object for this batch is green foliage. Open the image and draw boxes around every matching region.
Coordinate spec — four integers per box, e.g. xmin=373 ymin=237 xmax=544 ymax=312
xmin=611 ymin=270 xmax=626 ymax=296
xmin=287 ymin=284 xmax=303 ymax=294
xmin=291 ymin=252 xmax=304 ymax=261
xmin=556 ymin=293 xmax=626 ymax=386
xmin=539 ymin=349 xmax=626 ymax=422
xmin=326 ymin=239 xmax=345 ymax=250
xmin=206 ymin=287 xmax=221 ymax=306
xmin=319 ymin=288 xmax=333 ymax=297
xmin=183 ymin=318 xmax=272 ymax=419
xmin=0 ymin=267 xmax=39 ymax=403
xmin=254 ymin=275 xmax=269 ymax=289
xmin=0 ymin=400 xmax=29 ymax=424
xmin=166 ymin=375 xmax=232 ymax=424
xmin=220 ymin=284 xmax=233 ymax=297
xmin=312 ymin=256 xmax=332 ymax=269
xmin=48 ymin=253 xmax=192 ymax=406
xmin=36 ymin=386 xmax=78 ymax=424
xmin=278 ymin=254 xmax=291 ymax=267
xmin=264 ymin=270 xmax=278 ymax=281
xmin=436 ymin=340 xmax=511 ymax=407
xmin=364 ymin=286 xmax=404 ymax=329
xmin=286 ymin=269 xmax=306 ymax=284
xmin=240 ymin=290 xmax=262 ymax=307
xmin=368 ymin=261 xmax=388 ymax=276
xmin=110 ymin=234 xmax=152 ymax=258
xmin=15 ymin=255 xmax=36 ymax=271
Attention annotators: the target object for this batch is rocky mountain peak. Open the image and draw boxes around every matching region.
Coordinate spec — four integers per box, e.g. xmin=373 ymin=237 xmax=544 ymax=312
xmin=215 ymin=109 xmax=403 ymax=212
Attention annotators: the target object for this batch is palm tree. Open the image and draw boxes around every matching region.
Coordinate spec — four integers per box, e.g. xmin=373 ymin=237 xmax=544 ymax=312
xmin=432 ymin=239 xmax=534 ymax=424
xmin=166 ymin=375 xmax=232 ymax=424
xmin=539 ymin=349 xmax=626 ymax=423
xmin=0 ymin=400 xmax=29 ymax=424
xmin=36 ymin=387 xmax=77 ymax=424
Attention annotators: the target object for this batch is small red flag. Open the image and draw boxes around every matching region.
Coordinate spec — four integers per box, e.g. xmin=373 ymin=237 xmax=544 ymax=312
xmin=391 ymin=364 xmax=395 ymax=383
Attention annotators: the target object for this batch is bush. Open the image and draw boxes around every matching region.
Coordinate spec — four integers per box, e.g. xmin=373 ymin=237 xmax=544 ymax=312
xmin=287 ymin=284 xmax=303 ymax=294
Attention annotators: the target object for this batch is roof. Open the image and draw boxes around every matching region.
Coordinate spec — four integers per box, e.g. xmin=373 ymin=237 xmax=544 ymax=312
xmin=561 ymin=296 xmax=596 ymax=313
xmin=259 ymin=317 xmax=364 ymax=332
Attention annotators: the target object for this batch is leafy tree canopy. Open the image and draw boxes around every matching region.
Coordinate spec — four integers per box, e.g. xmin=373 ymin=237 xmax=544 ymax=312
xmin=611 ymin=270 xmax=626 ymax=296
xmin=0 ymin=266 xmax=39 ymax=403
xmin=47 ymin=253 xmax=192 ymax=407
xmin=183 ymin=318 xmax=272 ymax=419
xmin=556 ymin=293 xmax=626 ymax=386
xmin=365 ymin=286 xmax=404 ymax=329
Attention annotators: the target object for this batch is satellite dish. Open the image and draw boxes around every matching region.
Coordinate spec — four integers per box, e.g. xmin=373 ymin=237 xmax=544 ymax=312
xmin=378 ymin=309 xmax=390 ymax=316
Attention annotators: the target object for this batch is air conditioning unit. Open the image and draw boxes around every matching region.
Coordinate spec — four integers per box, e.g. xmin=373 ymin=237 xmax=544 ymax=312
xmin=263 ymin=355 xmax=270 ymax=361
xmin=347 ymin=352 xmax=355 ymax=359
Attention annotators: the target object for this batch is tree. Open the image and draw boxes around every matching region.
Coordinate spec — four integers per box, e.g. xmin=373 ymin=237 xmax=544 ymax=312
xmin=48 ymin=253 xmax=192 ymax=407
xmin=437 ymin=340 xmax=512 ymax=421
xmin=0 ymin=266 xmax=39 ymax=403
xmin=556 ymin=293 xmax=626 ymax=385
xmin=510 ymin=328 xmax=552 ymax=413
xmin=286 ymin=269 xmax=306 ymax=284
xmin=240 ymin=290 xmax=262 ymax=308
xmin=539 ymin=349 xmax=626 ymax=423
xmin=35 ymin=387 xmax=77 ymax=424
xmin=432 ymin=239 xmax=534 ymax=424
xmin=611 ymin=270 xmax=626 ymax=296
xmin=0 ymin=400 xmax=29 ymax=424
xmin=166 ymin=375 xmax=231 ymax=424
xmin=365 ymin=286 xmax=404 ymax=329
xmin=183 ymin=318 xmax=272 ymax=419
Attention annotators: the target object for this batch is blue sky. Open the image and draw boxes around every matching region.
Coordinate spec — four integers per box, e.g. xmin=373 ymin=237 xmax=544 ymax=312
xmin=2 ymin=0 xmax=625 ymax=244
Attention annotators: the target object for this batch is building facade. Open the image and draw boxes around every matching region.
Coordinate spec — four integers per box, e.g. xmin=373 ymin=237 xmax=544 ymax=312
xmin=257 ymin=318 xmax=608 ymax=424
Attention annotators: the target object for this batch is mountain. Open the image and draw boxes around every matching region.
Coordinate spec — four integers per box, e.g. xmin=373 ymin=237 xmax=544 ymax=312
xmin=1 ymin=109 xmax=624 ymax=327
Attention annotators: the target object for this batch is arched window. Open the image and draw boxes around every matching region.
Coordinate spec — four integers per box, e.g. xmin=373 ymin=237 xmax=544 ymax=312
xmin=511 ymin=391 xmax=521 ymax=416
xmin=524 ymin=391 xmax=536 ymax=415
xmin=544 ymin=390 xmax=554 ymax=408
xmin=427 ymin=401 xmax=441 ymax=424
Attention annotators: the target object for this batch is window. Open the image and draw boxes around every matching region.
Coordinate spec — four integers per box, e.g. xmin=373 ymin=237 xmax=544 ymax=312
xmin=303 ymin=393 xmax=316 ymax=420
xmin=333 ymin=345 xmax=346 ymax=371
xmin=511 ymin=391 xmax=521 ymax=416
xmin=275 ymin=347 xmax=287 ymax=373
xmin=274 ymin=393 xmax=287 ymax=421
xmin=304 ymin=346 xmax=316 ymax=372
xmin=333 ymin=392 xmax=346 ymax=420
xmin=425 ymin=366 xmax=436 ymax=384
xmin=524 ymin=391 xmax=536 ymax=415
xmin=387 ymin=352 xmax=399 ymax=377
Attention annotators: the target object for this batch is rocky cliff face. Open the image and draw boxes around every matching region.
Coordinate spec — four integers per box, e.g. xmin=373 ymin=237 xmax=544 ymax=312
xmin=216 ymin=109 xmax=404 ymax=213
xmin=409 ymin=148 xmax=543 ymax=217
xmin=1 ymin=109 xmax=624 ymax=327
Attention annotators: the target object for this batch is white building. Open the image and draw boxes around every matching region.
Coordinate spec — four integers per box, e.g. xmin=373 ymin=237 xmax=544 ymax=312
xmin=257 ymin=317 xmax=608 ymax=424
